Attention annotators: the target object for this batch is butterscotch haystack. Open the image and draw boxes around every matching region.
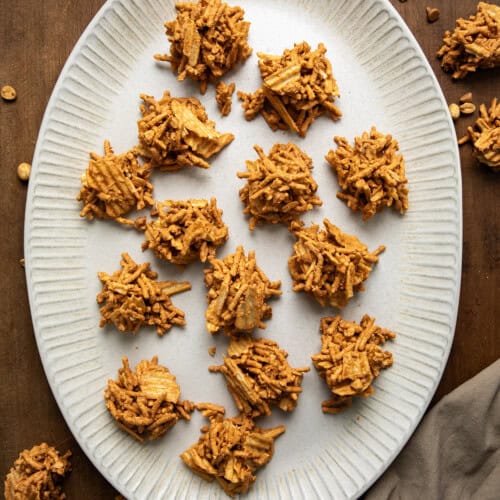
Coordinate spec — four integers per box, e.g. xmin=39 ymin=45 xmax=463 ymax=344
xmin=216 ymin=81 xmax=236 ymax=116
xmin=105 ymin=357 xmax=195 ymax=442
xmin=4 ymin=443 xmax=71 ymax=500
xmin=238 ymin=143 xmax=322 ymax=230
xmin=181 ymin=403 xmax=285 ymax=496
xmin=209 ymin=336 xmax=310 ymax=417
xmin=77 ymin=140 xmax=154 ymax=224
xmin=142 ymin=198 xmax=229 ymax=265
xmin=136 ymin=91 xmax=234 ymax=170
xmin=97 ymin=253 xmax=191 ymax=335
xmin=465 ymin=97 xmax=500 ymax=170
xmin=437 ymin=2 xmax=500 ymax=79
xmin=155 ymin=0 xmax=252 ymax=94
xmin=288 ymin=220 xmax=385 ymax=308
xmin=204 ymin=246 xmax=281 ymax=335
xmin=326 ymin=127 xmax=409 ymax=220
xmin=312 ymin=315 xmax=395 ymax=413
xmin=238 ymin=41 xmax=341 ymax=137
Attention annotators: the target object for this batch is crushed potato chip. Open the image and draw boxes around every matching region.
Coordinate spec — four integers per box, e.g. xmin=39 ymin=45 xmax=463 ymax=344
xmin=312 ymin=314 xmax=395 ymax=413
xmin=4 ymin=443 xmax=71 ymax=500
xmin=77 ymin=140 xmax=154 ymax=225
xmin=238 ymin=41 xmax=341 ymax=137
xmin=464 ymin=97 xmax=500 ymax=170
xmin=209 ymin=336 xmax=310 ymax=417
xmin=326 ymin=127 xmax=409 ymax=220
xmin=204 ymin=246 xmax=281 ymax=335
xmin=216 ymin=81 xmax=236 ymax=116
xmin=105 ymin=357 xmax=194 ymax=442
xmin=141 ymin=198 xmax=229 ymax=265
xmin=155 ymin=0 xmax=252 ymax=94
xmin=97 ymin=253 xmax=191 ymax=336
xmin=181 ymin=404 xmax=285 ymax=496
xmin=288 ymin=219 xmax=385 ymax=308
xmin=237 ymin=143 xmax=322 ymax=230
xmin=437 ymin=2 xmax=500 ymax=79
xmin=136 ymin=91 xmax=234 ymax=170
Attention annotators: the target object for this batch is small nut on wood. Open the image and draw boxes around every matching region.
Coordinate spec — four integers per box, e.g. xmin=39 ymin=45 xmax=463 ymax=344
xmin=460 ymin=102 xmax=477 ymax=115
xmin=460 ymin=92 xmax=473 ymax=103
xmin=426 ymin=7 xmax=440 ymax=23
xmin=1 ymin=85 xmax=17 ymax=101
xmin=449 ymin=103 xmax=461 ymax=121
xmin=17 ymin=162 xmax=31 ymax=181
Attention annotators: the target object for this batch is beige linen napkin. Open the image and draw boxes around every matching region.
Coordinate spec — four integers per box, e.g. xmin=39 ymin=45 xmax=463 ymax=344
xmin=365 ymin=359 xmax=500 ymax=500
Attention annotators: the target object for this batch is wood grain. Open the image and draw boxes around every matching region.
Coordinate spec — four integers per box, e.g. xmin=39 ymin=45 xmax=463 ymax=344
xmin=0 ymin=1 xmax=498 ymax=497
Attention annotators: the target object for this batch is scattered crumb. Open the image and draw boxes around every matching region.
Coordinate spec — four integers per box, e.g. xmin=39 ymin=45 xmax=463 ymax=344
xmin=97 ymin=253 xmax=191 ymax=336
xmin=4 ymin=443 xmax=71 ymax=500
xmin=105 ymin=357 xmax=194 ymax=442
xmin=326 ymin=127 xmax=409 ymax=220
xmin=19 ymin=258 xmax=24 ymax=268
xmin=312 ymin=314 xmax=395 ymax=413
xmin=288 ymin=219 xmax=385 ymax=308
xmin=208 ymin=346 xmax=216 ymax=357
xmin=238 ymin=41 xmax=341 ymax=137
xmin=216 ymin=81 xmax=236 ymax=116
xmin=460 ymin=92 xmax=473 ymax=103
xmin=1 ymin=85 xmax=17 ymax=101
xmin=204 ymin=246 xmax=281 ymax=336
xmin=181 ymin=404 xmax=285 ymax=496
xmin=155 ymin=0 xmax=252 ymax=94
xmin=209 ymin=335 xmax=310 ymax=417
xmin=136 ymin=91 xmax=234 ymax=170
xmin=237 ymin=143 xmax=322 ymax=230
xmin=141 ymin=198 xmax=229 ymax=265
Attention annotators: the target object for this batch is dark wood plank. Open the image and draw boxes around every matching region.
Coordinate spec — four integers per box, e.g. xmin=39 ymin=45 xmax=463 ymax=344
xmin=0 ymin=1 xmax=497 ymax=498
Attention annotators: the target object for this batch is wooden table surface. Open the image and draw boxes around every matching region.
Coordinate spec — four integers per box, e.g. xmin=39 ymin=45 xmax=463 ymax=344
xmin=1 ymin=0 xmax=498 ymax=498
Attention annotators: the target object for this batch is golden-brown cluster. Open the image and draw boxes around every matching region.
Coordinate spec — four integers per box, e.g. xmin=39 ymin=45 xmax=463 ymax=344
xmin=238 ymin=143 xmax=322 ymax=229
xmin=238 ymin=42 xmax=341 ymax=136
xmin=77 ymin=140 xmax=154 ymax=225
xmin=141 ymin=198 xmax=229 ymax=265
xmin=437 ymin=2 xmax=500 ymax=79
xmin=137 ymin=91 xmax=234 ymax=170
xmin=204 ymin=246 xmax=282 ymax=335
xmin=97 ymin=253 xmax=191 ymax=335
xmin=104 ymin=357 xmax=195 ymax=442
xmin=465 ymin=97 xmax=500 ymax=170
xmin=4 ymin=443 xmax=71 ymax=500
xmin=312 ymin=315 xmax=395 ymax=413
xmin=180 ymin=403 xmax=285 ymax=497
xmin=288 ymin=219 xmax=385 ymax=308
xmin=155 ymin=0 xmax=252 ymax=93
xmin=209 ymin=336 xmax=310 ymax=417
xmin=326 ymin=127 xmax=409 ymax=220
xmin=216 ymin=81 xmax=236 ymax=116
